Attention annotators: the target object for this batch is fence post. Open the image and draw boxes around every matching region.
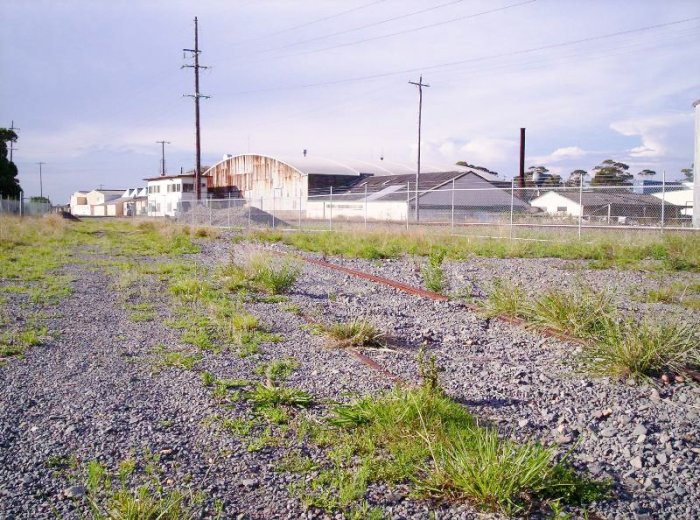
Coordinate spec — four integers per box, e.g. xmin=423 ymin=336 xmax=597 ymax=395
xmin=509 ymin=179 xmax=515 ymax=239
xmin=607 ymin=203 xmax=611 ymax=225
xmin=450 ymin=178 xmax=455 ymax=232
xmin=406 ymin=182 xmax=410 ymax=230
xmin=578 ymin=174 xmax=584 ymax=240
xmin=364 ymin=183 xmax=368 ymax=229
xmin=661 ymin=170 xmax=666 ymax=232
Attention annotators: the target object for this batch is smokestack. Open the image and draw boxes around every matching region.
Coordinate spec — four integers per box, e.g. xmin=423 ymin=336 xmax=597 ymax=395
xmin=519 ymin=128 xmax=526 ymax=188
xmin=693 ymin=100 xmax=700 ymax=229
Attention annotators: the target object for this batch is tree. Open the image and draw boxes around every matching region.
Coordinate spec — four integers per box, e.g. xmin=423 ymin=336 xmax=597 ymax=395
xmin=681 ymin=164 xmax=694 ymax=182
xmin=565 ymin=169 xmax=588 ymax=187
xmin=29 ymin=196 xmax=51 ymax=204
xmin=637 ymin=169 xmax=656 ymax=177
xmin=590 ymin=159 xmax=632 ymax=186
xmin=0 ymin=128 xmax=21 ymax=199
xmin=455 ymin=161 xmax=498 ymax=176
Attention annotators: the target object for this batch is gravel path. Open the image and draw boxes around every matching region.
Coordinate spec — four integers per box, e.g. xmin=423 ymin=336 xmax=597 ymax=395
xmin=1 ymin=234 xmax=698 ymax=519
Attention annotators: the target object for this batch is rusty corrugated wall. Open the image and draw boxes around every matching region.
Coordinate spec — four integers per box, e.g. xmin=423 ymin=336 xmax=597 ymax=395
xmin=206 ymin=155 xmax=307 ymax=209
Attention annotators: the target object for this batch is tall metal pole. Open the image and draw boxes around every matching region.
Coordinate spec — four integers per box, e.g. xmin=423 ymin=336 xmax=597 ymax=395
xmin=156 ymin=140 xmax=171 ymax=176
xmin=37 ymin=162 xmax=46 ymax=199
xmin=409 ymin=75 xmax=430 ymax=222
xmin=183 ymin=17 xmax=210 ymax=201
xmin=578 ymin=172 xmax=584 ymax=239
xmin=9 ymin=121 xmax=19 ymax=163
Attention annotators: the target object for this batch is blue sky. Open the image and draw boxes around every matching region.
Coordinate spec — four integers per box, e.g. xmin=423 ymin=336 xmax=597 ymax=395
xmin=1 ymin=0 xmax=699 ymax=203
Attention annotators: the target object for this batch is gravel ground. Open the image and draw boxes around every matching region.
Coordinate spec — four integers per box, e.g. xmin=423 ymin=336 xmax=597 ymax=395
xmin=1 ymin=233 xmax=698 ymax=519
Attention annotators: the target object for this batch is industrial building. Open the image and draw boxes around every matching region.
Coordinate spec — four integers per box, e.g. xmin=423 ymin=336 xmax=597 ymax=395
xmin=202 ymin=154 xmax=519 ymax=222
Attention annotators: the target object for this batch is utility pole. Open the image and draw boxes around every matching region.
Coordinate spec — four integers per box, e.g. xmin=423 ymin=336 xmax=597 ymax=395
xmin=519 ymin=128 xmax=526 ymax=188
xmin=183 ymin=16 xmax=210 ymax=201
xmin=409 ymin=75 xmax=429 ymax=222
xmin=9 ymin=121 xmax=19 ymax=163
xmin=156 ymin=140 xmax=171 ymax=176
xmin=37 ymin=162 xmax=46 ymax=199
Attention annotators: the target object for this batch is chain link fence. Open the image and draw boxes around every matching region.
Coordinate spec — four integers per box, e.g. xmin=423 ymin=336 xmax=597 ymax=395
xmin=174 ymin=181 xmax=695 ymax=240
xmin=0 ymin=198 xmax=53 ymax=217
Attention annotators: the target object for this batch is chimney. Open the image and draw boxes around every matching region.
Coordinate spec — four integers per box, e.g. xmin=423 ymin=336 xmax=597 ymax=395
xmin=519 ymin=128 xmax=526 ymax=188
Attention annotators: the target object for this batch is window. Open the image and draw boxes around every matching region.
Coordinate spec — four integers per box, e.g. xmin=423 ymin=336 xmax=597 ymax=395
xmin=556 ymin=206 xmax=567 ymax=212
xmin=182 ymin=183 xmax=193 ymax=193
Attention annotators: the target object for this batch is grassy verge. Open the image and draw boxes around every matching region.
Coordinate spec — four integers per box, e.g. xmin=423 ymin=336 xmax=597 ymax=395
xmin=290 ymin=382 xmax=606 ymax=516
xmin=479 ymin=281 xmax=700 ymax=380
xmin=252 ymin=228 xmax=700 ymax=271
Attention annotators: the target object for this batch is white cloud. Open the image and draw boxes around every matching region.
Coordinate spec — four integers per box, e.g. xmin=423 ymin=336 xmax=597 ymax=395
xmin=529 ymin=146 xmax=587 ymax=165
xmin=457 ymin=138 xmax=518 ymax=166
xmin=610 ymin=113 xmax=691 ymax=158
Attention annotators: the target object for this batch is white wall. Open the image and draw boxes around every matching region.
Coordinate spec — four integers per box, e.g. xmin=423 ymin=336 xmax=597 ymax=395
xmin=530 ymin=192 xmax=582 ymax=216
xmin=147 ymin=177 xmax=208 ymax=217
xmin=306 ymin=200 xmax=407 ymax=221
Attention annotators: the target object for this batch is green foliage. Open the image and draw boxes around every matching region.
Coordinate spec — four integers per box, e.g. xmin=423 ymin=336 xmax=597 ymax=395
xmin=480 ymin=281 xmax=700 ymax=379
xmin=582 ymin=318 xmax=700 ymax=379
xmin=256 ymin=357 xmax=299 ymax=383
xmin=421 ymin=248 xmax=446 ymax=293
xmin=245 ymin=384 xmax=313 ymax=409
xmin=295 ymin=384 xmax=605 ymax=515
xmin=591 ymin=159 xmax=632 ymax=186
xmin=0 ymin=323 xmax=47 ymax=361
xmin=150 ymin=345 xmax=202 ymax=371
xmin=323 ymin=318 xmax=385 ymax=348
xmin=252 ymin=228 xmax=700 ymax=272
xmin=246 ymin=253 xmax=301 ymax=295
xmin=0 ymin=128 xmax=21 ymax=198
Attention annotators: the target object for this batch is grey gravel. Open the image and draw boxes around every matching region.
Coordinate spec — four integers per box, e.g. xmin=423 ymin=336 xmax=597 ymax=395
xmin=1 ymin=233 xmax=699 ymax=519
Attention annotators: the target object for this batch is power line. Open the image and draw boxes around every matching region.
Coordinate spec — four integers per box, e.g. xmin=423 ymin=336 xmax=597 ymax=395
xmin=258 ymin=0 xmax=472 ymax=54
xmin=272 ymin=0 xmax=536 ymax=59
xmin=230 ymin=16 xmax=699 ymax=95
xmin=232 ymin=0 xmax=391 ymax=45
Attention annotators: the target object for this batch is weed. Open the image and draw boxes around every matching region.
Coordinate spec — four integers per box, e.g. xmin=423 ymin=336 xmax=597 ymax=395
xmin=128 ymin=303 xmax=156 ymax=323
xmin=247 ymin=253 xmax=301 ymax=295
xmin=256 ymin=358 xmax=299 ymax=383
xmin=417 ymin=347 xmax=442 ymax=393
xmin=246 ymin=426 xmax=277 ymax=452
xmin=215 ymin=378 xmax=251 ymax=389
xmin=151 ymin=345 xmax=202 ymax=371
xmin=276 ymin=452 xmax=319 ymax=473
xmin=422 ymin=248 xmax=447 ymax=293
xmin=323 ymin=319 xmax=385 ymax=348
xmin=200 ymin=371 xmax=216 ymax=387
xmin=583 ymin=318 xmax=700 ymax=379
xmin=246 ymin=384 xmax=313 ymax=409
xmin=478 ymin=279 xmax=526 ymax=318
xmin=222 ymin=417 xmax=256 ymax=436
xmin=282 ymin=303 xmax=302 ymax=315
xmin=259 ymin=405 xmax=289 ymax=425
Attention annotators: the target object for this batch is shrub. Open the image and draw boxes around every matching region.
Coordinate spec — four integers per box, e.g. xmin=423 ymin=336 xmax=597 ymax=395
xmin=422 ymin=248 xmax=447 ymax=293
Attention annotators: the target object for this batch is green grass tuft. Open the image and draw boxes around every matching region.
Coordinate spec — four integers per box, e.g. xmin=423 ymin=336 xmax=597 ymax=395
xmin=323 ymin=318 xmax=385 ymax=348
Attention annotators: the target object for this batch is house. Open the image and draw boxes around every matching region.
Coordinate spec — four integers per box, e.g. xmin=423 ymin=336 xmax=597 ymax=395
xmin=104 ymin=188 xmax=149 ymax=217
xmin=530 ymin=190 xmax=686 ymax=223
xmin=69 ymin=189 xmax=124 ymax=216
xmin=144 ymin=172 xmax=209 ymax=217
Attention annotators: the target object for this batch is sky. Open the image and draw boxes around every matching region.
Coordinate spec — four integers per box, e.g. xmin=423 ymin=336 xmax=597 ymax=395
xmin=1 ymin=0 xmax=699 ymax=203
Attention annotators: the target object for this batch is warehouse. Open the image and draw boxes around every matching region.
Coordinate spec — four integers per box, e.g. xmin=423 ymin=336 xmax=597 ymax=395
xmin=202 ymin=154 xmax=517 ymax=222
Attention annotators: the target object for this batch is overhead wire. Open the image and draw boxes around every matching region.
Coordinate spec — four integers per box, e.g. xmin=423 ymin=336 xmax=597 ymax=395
xmin=227 ymin=16 xmax=700 ymax=96
xmin=255 ymin=0 xmax=473 ymax=54
xmin=270 ymin=0 xmax=536 ymax=59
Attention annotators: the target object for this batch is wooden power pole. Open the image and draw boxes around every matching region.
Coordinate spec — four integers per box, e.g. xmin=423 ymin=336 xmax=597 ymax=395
xmin=156 ymin=140 xmax=171 ymax=176
xmin=409 ymin=75 xmax=430 ymax=222
xmin=183 ymin=17 xmax=209 ymax=201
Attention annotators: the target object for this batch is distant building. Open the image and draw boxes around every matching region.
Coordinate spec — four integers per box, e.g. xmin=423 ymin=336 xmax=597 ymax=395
xmin=69 ymin=189 xmax=124 ymax=216
xmin=144 ymin=173 xmax=209 ymax=217
xmin=651 ymin=182 xmax=694 ymax=217
xmin=530 ymin=190 xmax=686 ymax=223
xmin=202 ymin=154 xmax=512 ymax=221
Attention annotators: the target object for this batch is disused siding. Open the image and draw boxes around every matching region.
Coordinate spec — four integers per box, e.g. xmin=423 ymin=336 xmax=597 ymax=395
xmin=207 ymin=155 xmax=307 ymax=210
